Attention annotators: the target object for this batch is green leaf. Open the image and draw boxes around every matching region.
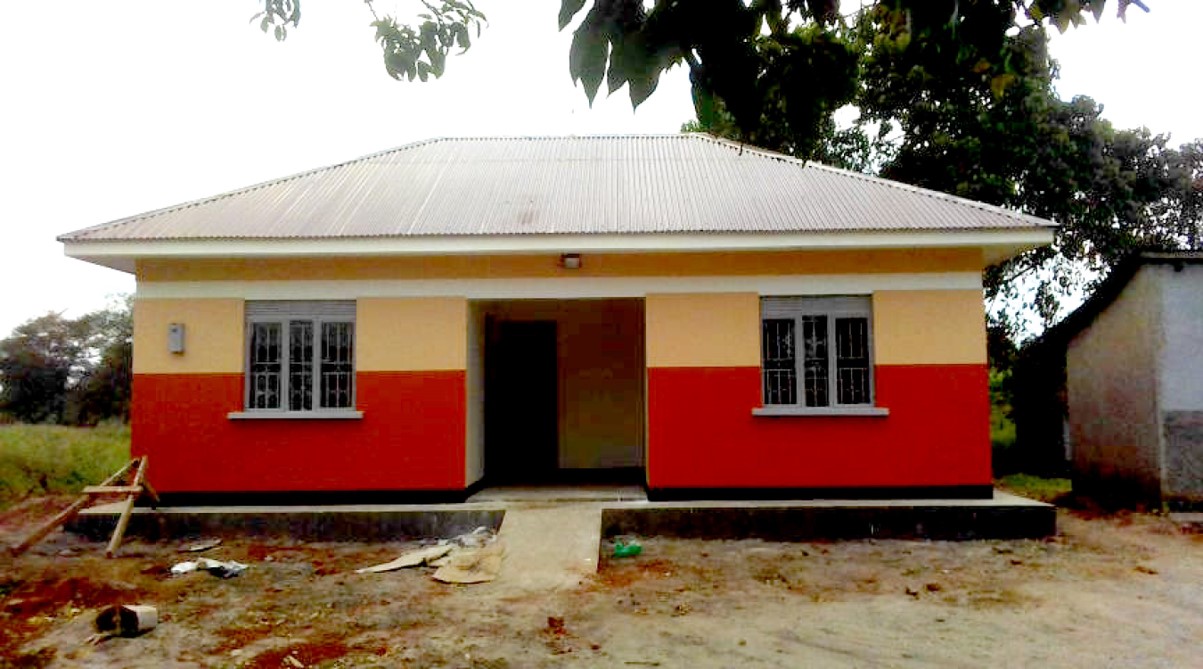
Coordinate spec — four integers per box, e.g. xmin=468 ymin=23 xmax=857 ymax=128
xmin=559 ymin=0 xmax=587 ymax=30
xmin=990 ymin=73 xmax=1016 ymax=98
xmin=569 ymin=11 xmax=609 ymax=104
xmin=628 ymin=69 xmax=662 ymax=109
xmin=429 ymin=49 xmax=446 ymax=77
xmin=692 ymin=81 xmax=720 ymax=130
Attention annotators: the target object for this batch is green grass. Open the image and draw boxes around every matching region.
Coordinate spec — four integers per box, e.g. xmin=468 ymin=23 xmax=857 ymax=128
xmin=988 ymin=367 xmax=1017 ymax=471
xmin=0 ymin=423 xmax=130 ymax=507
xmin=990 ymin=404 xmax=1017 ymax=451
xmin=996 ymin=473 xmax=1072 ymax=503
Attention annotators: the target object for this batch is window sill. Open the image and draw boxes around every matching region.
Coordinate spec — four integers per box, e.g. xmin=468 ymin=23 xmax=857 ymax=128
xmin=228 ymin=410 xmax=364 ymax=420
xmin=752 ymin=406 xmax=889 ymax=417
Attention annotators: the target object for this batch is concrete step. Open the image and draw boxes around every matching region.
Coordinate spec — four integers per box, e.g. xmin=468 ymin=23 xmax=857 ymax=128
xmin=467 ymin=485 xmax=647 ymax=503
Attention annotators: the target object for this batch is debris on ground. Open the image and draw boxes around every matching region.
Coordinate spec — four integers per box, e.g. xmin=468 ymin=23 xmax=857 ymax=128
xmin=94 ymin=604 xmax=158 ymax=637
xmin=542 ymin=615 xmax=580 ymax=654
xmin=613 ymin=539 xmax=642 ymax=558
xmin=170 ymin=557 xmax=248 ymax=578
xmin=358 ymin=527 xmax=504 ymax=583
xmin=453 ymin=526 xmax=495 ymax=548
xmin=432 ymin=540 xmax=505 ymax=584
xmin=179 ymin=539 xmax=222 ymax=553
xmin=354 ymin=544 xmax=454 ymax=574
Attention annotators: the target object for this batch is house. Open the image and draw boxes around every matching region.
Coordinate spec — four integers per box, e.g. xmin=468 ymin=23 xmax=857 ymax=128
xmin=59 ymin=135 xmax=1054 ymax=503
xmin=1057 ymin=252 xmax=1203 ymax=509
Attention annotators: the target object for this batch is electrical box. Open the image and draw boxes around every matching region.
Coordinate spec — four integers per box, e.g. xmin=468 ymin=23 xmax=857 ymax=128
xmin=167 ymin=323 xmax=185 ymax=354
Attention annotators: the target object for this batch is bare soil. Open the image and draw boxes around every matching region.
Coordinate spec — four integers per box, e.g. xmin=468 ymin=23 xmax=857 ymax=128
xmin=1 ymin=497 xmax=1201 ymax=668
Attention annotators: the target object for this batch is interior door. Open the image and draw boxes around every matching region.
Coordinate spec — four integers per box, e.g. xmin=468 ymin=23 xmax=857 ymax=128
xmin=485 ymin=320 xmax=558 ymax=483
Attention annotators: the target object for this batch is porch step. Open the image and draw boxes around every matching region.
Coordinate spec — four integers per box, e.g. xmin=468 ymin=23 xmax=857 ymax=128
xmin=495 ymin=504 xmax=602 ymax=591
xmin=468 ymin=485 xmax=647 ymax=504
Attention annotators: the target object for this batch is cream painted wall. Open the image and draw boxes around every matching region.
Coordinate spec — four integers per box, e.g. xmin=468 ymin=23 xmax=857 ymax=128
xmin=1067 ymin=267 xmax=1164 ymax=496
xmin=132 ymin=298 xmax=244 ymax=374
xmin=357 ymin=297 xmax=467 ymax=371
xmin=872 ymin=290 xmax=987 ymax=365
xmin=645 ymin=293 xmax=760 ymax=368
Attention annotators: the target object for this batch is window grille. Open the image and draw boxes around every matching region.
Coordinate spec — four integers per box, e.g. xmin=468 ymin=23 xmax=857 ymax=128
xmin=762 ymin=319 xmax=797 ymax=405
xmin=761 ymin=297 xmax=873 ymax=408
xmin=249 ymin=322 xmax=282 ymax=410
xmin=245 ymin=301 xmax=355 ymax=412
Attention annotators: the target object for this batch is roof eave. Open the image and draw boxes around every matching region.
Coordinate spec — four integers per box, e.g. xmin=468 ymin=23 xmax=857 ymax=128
xmin=63 ymin=228 xmax=1053 ymax=276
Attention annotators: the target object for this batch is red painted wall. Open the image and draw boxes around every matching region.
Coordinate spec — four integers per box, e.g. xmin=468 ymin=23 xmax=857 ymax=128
xmin=646 ymin=364 xmax=991 ymax=489
xmin=132 ymin=371 xmax=466 ymax=492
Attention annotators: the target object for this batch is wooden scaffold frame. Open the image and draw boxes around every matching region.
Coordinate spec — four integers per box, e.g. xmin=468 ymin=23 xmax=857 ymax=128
xmin=9 ymin=456 xmax=159 ymax=558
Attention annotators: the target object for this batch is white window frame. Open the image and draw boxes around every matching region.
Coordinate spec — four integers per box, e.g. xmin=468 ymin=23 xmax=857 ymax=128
xmin=233 ymin=300 xmax=360 ymax=419
xmin=758 ymin=296 xmax=881 ymax=414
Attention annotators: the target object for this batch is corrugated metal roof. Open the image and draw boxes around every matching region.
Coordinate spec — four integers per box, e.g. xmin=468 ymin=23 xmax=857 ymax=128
xmin=60 ymin=134 xmax=1053 ymax=242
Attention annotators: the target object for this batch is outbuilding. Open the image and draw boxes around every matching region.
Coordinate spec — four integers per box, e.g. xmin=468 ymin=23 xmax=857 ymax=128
xmin=1061 ymin=252 xmax=1203 ymax=509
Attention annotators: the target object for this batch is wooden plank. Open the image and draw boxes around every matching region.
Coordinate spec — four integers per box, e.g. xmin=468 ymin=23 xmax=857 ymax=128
xmin=142 ymin=480 xmax=161 ymax=508
xmin=10 ymin=458 xmax=139 ymax=557
xmin=10 ymin=496 xmax=92 ymax=557
xmin=82 ymin=486 xmax=145 ymax=495
xmin=104 ymin=495 xmax=138 ymax=558
xmin=105 ymin=457 xmax=147 ymax=558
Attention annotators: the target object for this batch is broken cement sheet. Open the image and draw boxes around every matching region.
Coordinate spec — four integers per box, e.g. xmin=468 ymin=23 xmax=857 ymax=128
xmin=354 ymin=544 xmax=454 ymax=574
xmin=170 ymin=557 xmax=248 ymax=578
xmin=433 ymin=540 xmax=506 ymax=584
xmin=179 ymin=538 xmax=222 ymax=553
xmin=454 ymin=526 xmax=495 ymax=549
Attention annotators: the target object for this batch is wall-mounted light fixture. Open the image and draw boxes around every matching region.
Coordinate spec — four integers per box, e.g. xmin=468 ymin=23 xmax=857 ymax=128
xmin=167 ymin=323 xmax=186 ymax=354
xmin=560 ymin=253 xmax=582 ymax=270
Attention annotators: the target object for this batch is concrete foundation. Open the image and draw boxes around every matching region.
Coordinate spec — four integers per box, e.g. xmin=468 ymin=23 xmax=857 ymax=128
xmin=67 ymin=504 xmax=505 ymax=542
xmin=602 ymin=492 xmax=1055 ymax=541
xmin=66 ymin=490 xmax=1054 ymax=543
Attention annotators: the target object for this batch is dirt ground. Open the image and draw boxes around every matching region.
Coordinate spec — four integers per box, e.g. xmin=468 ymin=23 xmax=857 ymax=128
xmin=1 ymin=497 xmax=1201 ymax=668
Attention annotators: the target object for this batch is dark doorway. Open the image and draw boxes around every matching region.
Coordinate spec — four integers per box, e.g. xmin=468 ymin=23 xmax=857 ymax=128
xmin=485 ymin=319 xmax=559 ymax=484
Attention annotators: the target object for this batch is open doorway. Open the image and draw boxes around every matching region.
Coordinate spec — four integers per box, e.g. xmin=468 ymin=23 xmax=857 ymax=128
xmin=473 ymin=299 xmax=645 ymax=487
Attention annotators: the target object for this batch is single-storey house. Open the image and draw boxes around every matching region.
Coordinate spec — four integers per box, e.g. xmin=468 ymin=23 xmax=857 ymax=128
xmin=59 ymin=135 xmax=1054 ymax=502
xmin=1059 ymin=252 xmax=1203 ymax=509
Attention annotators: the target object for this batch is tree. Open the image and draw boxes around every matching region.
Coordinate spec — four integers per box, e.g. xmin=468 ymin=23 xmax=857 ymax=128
xmin=253 ymin=1 xmax=1147 ymax=157
xmin=254 ymin=0 xmax=485 ymax=82
xmin=683 ymin=2 xmax=1184 ymax=333
xmin=559 ymin=0 xmax=1149 ymax=158
xmin=0 ymin=299 xmax=133 ymax=425
xmin=1158 ymin=140 xmax=1203 ymax=248
xmin=0 ymin=314 xmax=89 ymax=423
xmin=68 ymin=297 xmax=134 ymax=426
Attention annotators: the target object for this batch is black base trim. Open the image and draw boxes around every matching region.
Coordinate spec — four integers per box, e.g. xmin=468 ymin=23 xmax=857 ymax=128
xmin=646 ymin=485 xmax=994 ymax=502
xmin=153 ymin=479 xmax=487 ymax=507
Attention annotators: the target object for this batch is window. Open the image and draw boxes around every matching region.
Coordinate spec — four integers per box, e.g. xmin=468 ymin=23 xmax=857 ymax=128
xmin=245 ymin=301 xmax=356 ymax=413
xmin=761 ymin=296 xmax=873 ymax=408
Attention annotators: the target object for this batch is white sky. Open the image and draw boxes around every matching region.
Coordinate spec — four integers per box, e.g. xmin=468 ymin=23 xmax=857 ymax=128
xmin=0 ymin=1 xmax=1199 ymax=336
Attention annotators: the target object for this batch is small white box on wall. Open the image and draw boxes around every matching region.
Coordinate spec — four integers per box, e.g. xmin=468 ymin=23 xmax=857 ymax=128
xmin=167 ymin=323 xmax=185 ymax=354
